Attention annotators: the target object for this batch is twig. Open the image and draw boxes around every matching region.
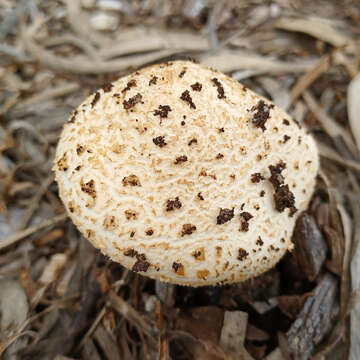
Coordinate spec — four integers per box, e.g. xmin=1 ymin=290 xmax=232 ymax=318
xmin=22 ymin=24 xmax=183 ymax=74
xmin=18 ymin=174 xmax=55 ymax=230
xmin=14 ymin=83 xmax=80 ymax=110
xmin=275 ymin=17 xmax=355 ymax=54
xmin=108 ymin=290 xmax=156 ymax=344
xmin=303 ymin=90 xmax=358 ymax=157
xmin=99 ymin=30 xmax=208 ymax=60
xmin=291 ymin=54 xmax=331 ymax=102
xmin=0 ymin=213 xmax=67 ymax=251
xmin=76 ymin=306 xmax=106 ymax=352
xmin=202 ymin=51 xmax=319 ymax=74
xmin=42 ymin=34 xmax=99 ymax=60
xmin=318 ymin=143 xmax=360 ymax=172
xmin=62 ymin=0 xmax=111 ymax=47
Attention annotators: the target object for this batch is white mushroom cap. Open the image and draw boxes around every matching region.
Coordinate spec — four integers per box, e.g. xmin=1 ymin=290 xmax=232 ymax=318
xmin=54 ymin=60 xmax=319 ymax=286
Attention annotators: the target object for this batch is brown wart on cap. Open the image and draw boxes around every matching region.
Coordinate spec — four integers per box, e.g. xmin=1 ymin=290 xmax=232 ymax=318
xmin=91 ymin=92 xmax=100 ymax=108
xmin=188 ymin=138 xmax=197 ymax=146
xmin=57 ymin=153 xmax=68 ymax=171
xmin=172 ymin=262 xmax=184 ymax=275
xmin=149 ymin=76 xmax=158 ymax=85
xmin=132 ymin=253 xmax=150 ymax=273
xmin=180 ymin=90 xmax=196 ymax=109
xmin=153 ymin=136 xmax=167 ymax=147
xmin=239 ymin=212 xmax=253 ymax=232
xmin=121 ymin=80 xmax=136 ymax=93
xmin=237 ymin=248 xmax=249 ymax=261
xmin=123 ymin=93 xmax=142 ymax=110
xmin=211 ymin=78 xmax=225 ymax=99
xmin=122 ymin=174 xmax=141 ymax=186
xmin=251 ymin=100 xmax=274 ymax=131
xmin=54 ymin=60 xmax=319 ymax=287
xmin=166 ymin=197 xmax=182 ymax=211
xmin=191 ymin=82 xmax=202 ymax=91
xmin=268 ymin=162 xmax=297 ymax=216
xmin=251 ymin=172 xmax=264 ymax=183
xmin=217 ymin=208 xmax=234 ymax=225
xmin=154 ymin=105 xmax=172 ymax=118
xmin=181 ymin=224 xmax=196 ymax=236
xmin=174 ymin=155 xmax=188 ymax=164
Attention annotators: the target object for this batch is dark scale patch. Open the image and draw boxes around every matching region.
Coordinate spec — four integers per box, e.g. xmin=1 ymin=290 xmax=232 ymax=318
xmin=283 ymin=119 xmax=290 ymax=126
xmin=217 ymin=208 xmax=234 ymax=225
xmin=197 ymin=192 xmax=204 ymax=200
xmin=251 ymin=100 xmax=274 ymax=131
xmin=181 ymin=121 xmax=186 ymax=126
xmin=166 ymin=197 xmax=182 ymax=211
xmin=146 ymin=229 xmax=154 ymax=236
xmin=216 ymin=153 xmax=224 ymax=159
xmin=269 ymin=161 xmax=286 ymax=189
xmin=76 ymin=145 xmax=85 ymax=155
xmin=123 ymin=93 xmax=142 ymax=110
xmin=260 ymin=190 xmax=265 ymax=197
xmin=237 ymin=248 xmax=249 ymax=261
xmin=172 ymin=262 xmax=184 ymax=273
xmin=91 ymin=92 xmax=100 ymax=108
xmin=191 ymin=82 xmax=202 ymax=91
xmin=130 ymin=231 xmax=135 ymax=238
xmin=211 ymin=78 xmax=225 ymax=99
xmin=81 ymin=179 xmax=96 ymax=199
xmin=124 ymin=249 xmax=138 ymax=257
xmin=102 ymin=83 xmax=113 ymax=93
xmin=122 ymin=174 xmax=141 ymax=186
xmin=256 ymin=237 xmax=264 ymax=246
xmin=132 ymin=253 xmax=150 ymax=273
xmin=179 ymin=68 xmax=187 ymax=78
xmin=69 ymin=110 xmax=78 ymax=123
xmin=154 ymin=105 xmax=172 ymax=118
xmin=283 ymin=135 xmax=291 ymax=143
xmin=121 ymin=79 xmax=137 ymax=93
xmin=218 ymin=127 xmax=225 ymax=133
xmin=268 ymin=161 xmax=297 ymax=217
xmin=181 ymin=224 xmax=196 ymax=236
xmin=251 ymin=172 xmax=264 ymax=183
xmin=192 ymin=250 xmax=202 ymax=259
xmin=188 ymin=138 xmax=197 ymax=146
xmin=149 ymin=76 xmax=158 ymax=86
xmin=239 ymin=212 xmax=253 ymax=232
xmin=174 ymin=155 xmax=188 ymax=164
xmin=153 ymin=136 xmax=167 ymax=148
xmin=180 ymin=90 xmax=196 ymax=109
xmin=274 ymin=185 xmax=297 ymax=216
xmin=57 ymin=153 xmax=68 ymax=171
xmin=75 ymin=165 xmax=81 ymax=171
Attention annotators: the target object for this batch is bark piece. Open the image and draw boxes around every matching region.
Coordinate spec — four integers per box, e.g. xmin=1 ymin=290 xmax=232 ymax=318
xmin=286 ymin=273 xmax=339 ymax=360
xmin=289 ymin=213 xmax=328 ymax=281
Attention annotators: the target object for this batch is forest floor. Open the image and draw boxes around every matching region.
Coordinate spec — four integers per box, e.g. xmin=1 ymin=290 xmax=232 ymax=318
xmin=1 ymin=1 xmax=360 ymax=359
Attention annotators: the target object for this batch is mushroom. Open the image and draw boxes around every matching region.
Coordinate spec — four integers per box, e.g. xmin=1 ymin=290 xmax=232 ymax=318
xmin=53 ymin=60 xmax=319 ymax=286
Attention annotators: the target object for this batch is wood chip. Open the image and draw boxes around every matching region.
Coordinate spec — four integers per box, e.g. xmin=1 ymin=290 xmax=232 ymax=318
xmin=286 ymin=273 xmax=339 ymax=360
xmin=287 ymin=213 xmax=328 ymax=281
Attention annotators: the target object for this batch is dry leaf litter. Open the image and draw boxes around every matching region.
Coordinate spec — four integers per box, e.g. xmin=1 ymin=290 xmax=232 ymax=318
xmin=0 ymin=1 xmax=360 ymax=359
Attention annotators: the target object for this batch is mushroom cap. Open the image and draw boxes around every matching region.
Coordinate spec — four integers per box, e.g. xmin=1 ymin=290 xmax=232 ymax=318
xmin=54 ymin=60 xmax=319 ymax=286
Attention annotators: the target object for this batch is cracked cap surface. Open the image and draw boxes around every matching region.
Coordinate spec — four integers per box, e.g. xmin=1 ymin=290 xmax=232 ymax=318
xmin=54 ymin=60 xmax=319 ymax=286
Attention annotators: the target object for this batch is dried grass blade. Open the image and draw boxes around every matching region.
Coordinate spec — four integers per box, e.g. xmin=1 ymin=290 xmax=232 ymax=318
xmin=347 ymin=72 xmax=360 ymax=151
xmin=0 ymin=213 xmax=67 ymax=250
xmin=291 ymin=55 xmax=330 ymax=102
xmin=202 ymin=51 xmax=318 ymax=74
xmin=275 ymin=17 xmax=355 ymax=53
